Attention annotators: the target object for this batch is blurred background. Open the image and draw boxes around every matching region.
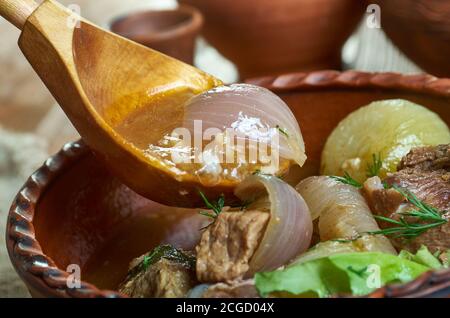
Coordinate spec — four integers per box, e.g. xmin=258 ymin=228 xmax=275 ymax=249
xmin=0 ymin=0 xmax=448 ymax=297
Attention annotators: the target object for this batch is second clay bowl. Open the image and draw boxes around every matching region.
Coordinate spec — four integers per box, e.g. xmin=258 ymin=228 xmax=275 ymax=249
xmin=110 ymin=5 xmax=203 ymax=64
xmin=178 ymin=0 xmax=365 ymax=78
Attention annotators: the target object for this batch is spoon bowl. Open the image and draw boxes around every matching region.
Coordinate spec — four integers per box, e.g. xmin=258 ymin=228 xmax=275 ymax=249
xmin=1 ymin=0 xmax=224 ymax=207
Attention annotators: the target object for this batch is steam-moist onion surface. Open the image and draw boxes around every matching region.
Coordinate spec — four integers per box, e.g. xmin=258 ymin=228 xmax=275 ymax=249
xmin=234 ymin=175 xmax=313 ymax=275
xmin=321 ymin=99 xmax=450 ymax=183
xmin=145 ymin=84 xmax=306 ymax=186
xmin=296 ymin=176 xmax=396 ymax=255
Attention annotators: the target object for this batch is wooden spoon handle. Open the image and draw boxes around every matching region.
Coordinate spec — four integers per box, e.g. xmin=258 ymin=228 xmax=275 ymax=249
xmin=0 ymin=0 xmax=40 ymax=29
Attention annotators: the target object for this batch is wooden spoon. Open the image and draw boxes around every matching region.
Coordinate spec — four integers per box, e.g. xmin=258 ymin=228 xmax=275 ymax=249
xmin=0 ymin=0 xmax=229 ymax=207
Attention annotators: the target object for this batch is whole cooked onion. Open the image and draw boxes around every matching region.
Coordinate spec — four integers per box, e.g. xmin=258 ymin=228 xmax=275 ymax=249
xmin=147 ymin=84 xmax=306 ymax=185
xmin=234 ymin=174 xmax=313 ymax=275
xmin=296 ymin=176 xmax=396 ymax=254
xmin=321 ymin=99 xmax=450 ymax=183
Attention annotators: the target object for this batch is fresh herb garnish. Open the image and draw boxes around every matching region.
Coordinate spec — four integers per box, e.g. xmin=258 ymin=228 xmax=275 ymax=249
xmin=331 ymin=235 xmax=363 ymax=243
xmin=252 ymin=169 xmax=284 ymax=180
xmin=347 ymin=266 xmax=368 ymax=278
xmin=141 ymin=245 xmax=195 ymax=270
xmin=123 ymin=245 xmax=196 ymax=283
xmin=330 ymin=172 xmax=363 ymax=189
xmin=198 ymin=191 xmax=225 ymax=219
xmin=276 ymin=125 xmax=289 ymax=138
xmin=252 ymin=169 xmax=261 ymax=175
xmin=382 ymin=181 xmax=391 ymax=189
xmin=366 ymin=153 xmax=383 ymax=178
xmin=368 ymin=185 xmax=448 ymax=239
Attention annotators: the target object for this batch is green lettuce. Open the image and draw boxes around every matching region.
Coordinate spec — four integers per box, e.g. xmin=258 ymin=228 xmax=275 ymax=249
xmin=398 ymin=245 xmax=443 ymax=269
xmin=255 ymin=252 xmax=432 ymax=298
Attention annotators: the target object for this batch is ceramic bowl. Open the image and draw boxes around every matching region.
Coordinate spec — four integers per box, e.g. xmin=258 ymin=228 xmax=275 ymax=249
xmin=110 ymin=5 xmax=203 ymax=64
xmin=374 ymin=0 xmax=450 ymax=77
xmin=178 ymin=0 xmax=365 ymax=79
xmin=7 ymin=71 xmax=450 ymax=298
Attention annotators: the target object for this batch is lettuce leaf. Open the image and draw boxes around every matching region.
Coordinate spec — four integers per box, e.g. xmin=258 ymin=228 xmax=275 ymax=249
xmin=255 ymin=252 xmax=431 ymax=298
xmin=443 ymin=251 xmax=450 ymax=268
xmin=398 ymin=245 xmax=443 ymax=269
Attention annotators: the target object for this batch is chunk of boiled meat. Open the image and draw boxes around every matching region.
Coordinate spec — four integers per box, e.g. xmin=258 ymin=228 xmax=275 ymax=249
xmin=196 ymin=211 xmax=270 ymax=283
xmin=398 ymin=144 xmax=450 ymax=171
xmin=363 ymin=144 xmax=450 ymax=253
xmin=119 ymin=245 xmax=197 ymax=298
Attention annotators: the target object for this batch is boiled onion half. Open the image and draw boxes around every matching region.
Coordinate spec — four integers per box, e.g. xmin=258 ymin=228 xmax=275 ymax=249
xmin=147 ymin=84 xmax=307 ymax=186
xmin=183 ymin=84 xmax=306 ymax=166
xmin=234 ymin=174 xmax=313 ymax=275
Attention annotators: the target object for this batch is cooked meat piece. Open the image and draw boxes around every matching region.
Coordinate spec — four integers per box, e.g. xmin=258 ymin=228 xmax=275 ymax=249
xmin=202 ymin=279 xmax=259 ymax=298
xmin=363 ymin=145 xmax=450 ymax=253
xmin=196 ymin=211 xmax=270 ymax=283
xmin=363 ymin=176 xmax=405 ymax=216
xmin=119 ymin=245 xmax=197 ymax=298
xmin=387 ymin=169 xmax=450 ymax=212
xmin=398 ymin=144 xmax=450 ymax=171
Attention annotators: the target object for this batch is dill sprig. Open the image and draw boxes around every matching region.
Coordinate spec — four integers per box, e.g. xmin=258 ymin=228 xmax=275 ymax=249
xmin=347 ymin=266 xmax=368 ymax=278
xmin=332 ymin=235 xmax=362 ymax=243
xmin=142 ymin=245 xmax=195 ymax=270
xmin=369 ymin=185 xmax=448 ymax=239
xmin=198 ymin=191 xmax=225 ymax=219
xmin=366 ymin=153 xmax=383 ymax=178
xmin=122 ymin=245 xmax=196 ymax=283
xmin=276 ymin=125 xmax=289 ymax=138
xmin=330 ymin=172 xmax=363 ymax=189
xmin=252 ymin=169 xmax=284 ymax=180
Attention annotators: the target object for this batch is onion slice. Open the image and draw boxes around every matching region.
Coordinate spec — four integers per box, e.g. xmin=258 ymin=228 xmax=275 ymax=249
xmin=183 ymin=84 xmax=306 ymax=167
xmin=296 ymin=176 xmax=396 ymax=254
xmin=234 ymin=174 xmax=313 ymax=275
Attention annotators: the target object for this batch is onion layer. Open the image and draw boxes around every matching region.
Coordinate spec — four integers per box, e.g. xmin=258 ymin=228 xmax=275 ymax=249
xmin=234 ymin=174 xmax=313 ymax=275
xmin=184 ymin=84 xmax=306 ymax=165
xmin=296 ymin=176 xmax=396 ymax=254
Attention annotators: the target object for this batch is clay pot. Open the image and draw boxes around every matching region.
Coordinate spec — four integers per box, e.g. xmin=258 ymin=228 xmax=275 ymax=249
xmin=7 ymin=71 xmax=450 ymax=298
xmin=374 ymin=0 xmax=450 ymax=77
xmin=178 ymin=0 xmax=365 ymax=78
xmin=110 ymin=5 xmax=203 ymax=65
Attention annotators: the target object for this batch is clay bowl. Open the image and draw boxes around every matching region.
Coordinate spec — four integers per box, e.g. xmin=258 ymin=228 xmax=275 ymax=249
xmin=178 ymin=0 xmax=365 ymax=79
xmin=374 ymin=0 xmax=450 ymax=77
xmin=110 ymin=5 xmax=203 ymax=64
xmin=7 ymin=71 xmax=450 ymax=298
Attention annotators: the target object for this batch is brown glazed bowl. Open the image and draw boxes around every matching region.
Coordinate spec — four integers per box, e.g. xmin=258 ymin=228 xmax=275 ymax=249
xmin=374 ymin=0 xmax=450 ymax=77
xmin=178 ymin=0 xmax=365 ymax=79
xmin=6 ymin=71 xmax=450 ymax=298
xmin=110 ymin=5 xmax=203 ymax=64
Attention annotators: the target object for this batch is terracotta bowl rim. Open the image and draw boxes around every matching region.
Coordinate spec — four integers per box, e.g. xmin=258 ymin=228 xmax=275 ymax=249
xmin=109 ymin=5 xmax=203 ymax=44
xmin=6 ymin=70 xmax=450 ymax=298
